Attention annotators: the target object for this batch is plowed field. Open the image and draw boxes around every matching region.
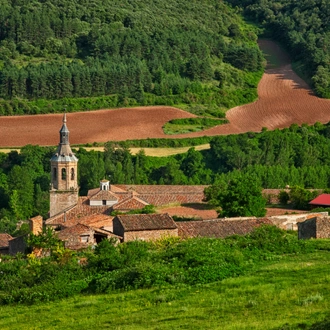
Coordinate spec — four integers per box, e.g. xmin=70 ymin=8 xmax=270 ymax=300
xmin=1 ymin=40 xmax=330 ymax=147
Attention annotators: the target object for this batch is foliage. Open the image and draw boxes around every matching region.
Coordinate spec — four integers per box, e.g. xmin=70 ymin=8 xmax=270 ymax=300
xmin=163 ymin=117 xmax=228 ymax=135
xmin=227 ymin=0 xmax=330 ymax=98
xmin=0 ymin=226 xmax=324 ymax=306
xmin=0 ymin=0 xmax=263 ymax=114
xmin=205 ymin=175 xmax=266 ymax=217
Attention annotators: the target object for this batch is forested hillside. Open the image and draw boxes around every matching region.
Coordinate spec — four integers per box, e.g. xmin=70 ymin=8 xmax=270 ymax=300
xmin=0 ymin=0 xmax=263 ymax=115
xmin=227 ymin=0 xmax=330 ymax=98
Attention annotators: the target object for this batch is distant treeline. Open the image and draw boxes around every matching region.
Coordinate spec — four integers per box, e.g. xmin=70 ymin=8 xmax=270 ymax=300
xmin=227 ymin=0 xmax=330 ymax=98
xmin=0 ymin=0 xmax=263 ymax=115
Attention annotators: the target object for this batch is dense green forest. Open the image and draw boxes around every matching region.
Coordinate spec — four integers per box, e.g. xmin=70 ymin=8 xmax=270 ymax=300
xmin=0 ymin=0 xmax=263 ymax=116
xmin=227 ymin=0 xmax=330 ymax=97
xmin=1 ymin=122 xmax=330 ymax=233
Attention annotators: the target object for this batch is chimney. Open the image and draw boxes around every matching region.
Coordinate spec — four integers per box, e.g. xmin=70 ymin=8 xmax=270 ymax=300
xmin=29 ymin=216 xmax=43 ymax=235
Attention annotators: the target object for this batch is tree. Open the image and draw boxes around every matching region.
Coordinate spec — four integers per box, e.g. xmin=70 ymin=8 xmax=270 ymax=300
xmin=205 ymin=175 xmax=266 ymax=217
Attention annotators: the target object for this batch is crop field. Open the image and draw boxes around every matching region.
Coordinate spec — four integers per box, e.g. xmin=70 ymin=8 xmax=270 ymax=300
xmin=0 ymin=40 xmax=330 ymax=147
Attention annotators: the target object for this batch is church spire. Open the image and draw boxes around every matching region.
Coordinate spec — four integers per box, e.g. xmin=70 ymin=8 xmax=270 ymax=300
xmin=59 ymin=112 xmax=70 ymax=145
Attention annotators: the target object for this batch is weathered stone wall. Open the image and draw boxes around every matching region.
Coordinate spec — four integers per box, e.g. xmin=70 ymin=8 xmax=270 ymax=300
xmin=29 ymin=215 xmax=43 ymax=235
xmin=9 ymin=236 xmax=27 ymax=255
xmin=316 ymin=217 xmax=330 ymax=239
xmin=123 ymin=228 xmax=178 ymax=242
xmin=112 ymin=218 xmax=124 ymax=238
xmin=49 ymin=190 xmax=78 ymax=217
xmin=298 ymin=218 xmax=316 ymax=239
xmin=269 ymin=212 xmax=328 ymax=231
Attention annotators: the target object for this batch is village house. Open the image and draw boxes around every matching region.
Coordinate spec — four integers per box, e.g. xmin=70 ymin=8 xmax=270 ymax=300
xmin=309 ymin=194 xmax=330 ymax=209
xmin=112 ymin=213 xmax=178 ymax=242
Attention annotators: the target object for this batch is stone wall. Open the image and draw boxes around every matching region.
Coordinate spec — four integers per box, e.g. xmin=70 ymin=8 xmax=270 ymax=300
xmin=9 ymin=236 xmax=27 ymax=255
xmin=29 ymin=215 xmax=43 ymax=235
xmin=49 ymin=190 xmax=79 ymax=217
xmin=123 ymin=228 xmax=178 ymax=242
xmin=316 ymin=217 xmax=330 ymax=239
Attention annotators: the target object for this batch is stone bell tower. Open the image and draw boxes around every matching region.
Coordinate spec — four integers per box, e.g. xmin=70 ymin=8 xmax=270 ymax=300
xmin=49 ymin=113 xmax=79 ymax=217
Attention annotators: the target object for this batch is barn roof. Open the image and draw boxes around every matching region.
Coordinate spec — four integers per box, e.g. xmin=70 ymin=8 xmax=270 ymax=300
xmin=309 ymin=194 xmax=330 ymax=206
xmin=114 ymin=213 xmax=177 ymax=231
xmin=177 ymin=218 xmax=273 ymax=239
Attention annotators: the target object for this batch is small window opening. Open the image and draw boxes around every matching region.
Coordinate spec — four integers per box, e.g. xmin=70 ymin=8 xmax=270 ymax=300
xmin=53 ymin=168 xmax=57 ymax=180
xmin=71 ymin=168 xmax=75 ymax=180
xmin=102 ymin=200 xmax=107 ymax=205
xmin=62 ymin=168 xmax=66 ymax=180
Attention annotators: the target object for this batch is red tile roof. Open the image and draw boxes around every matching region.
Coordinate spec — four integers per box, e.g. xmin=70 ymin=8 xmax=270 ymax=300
xmin=309 ymin=194 xmax=330 ymax=206
xmin=0 ymin=233 xmax=12 ymax=248
xmin=89 ymin=190 xmax=118 ymax=201
xmin=177 ymin=218 xmax=273 ymax=238
xmin=115 ymin=213 xmax=177 ymax=231
xmin=112 ymin=195 xmax=149 ymax=210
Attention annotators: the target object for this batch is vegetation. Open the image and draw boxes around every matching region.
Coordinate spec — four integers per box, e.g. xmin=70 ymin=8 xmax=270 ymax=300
xmin=0 ymin=0 xmax=263 ymax=116
xmin=227 ymin=0 xmax=330 ymax=98
xmin=0 ymin=226 xmax=323 ymax=306
xmin=163 ymin=117 xmax=228 ymax=135
xmin=205 ymin=174 xmax=266 ymax=217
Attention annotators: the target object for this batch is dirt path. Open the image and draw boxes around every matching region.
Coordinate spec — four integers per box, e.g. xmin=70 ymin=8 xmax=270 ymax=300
xmin=1 ymin=39 xmax=330 ymax=147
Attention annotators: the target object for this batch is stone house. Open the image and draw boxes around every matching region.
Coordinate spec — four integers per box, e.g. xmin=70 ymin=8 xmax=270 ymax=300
xmin=56 ymin=223 xmax=120 ymax=250
xmin=298 ymin=216 xmax=330 ymax=239
xmin=112 ymin=213 xmax=178 ymax=242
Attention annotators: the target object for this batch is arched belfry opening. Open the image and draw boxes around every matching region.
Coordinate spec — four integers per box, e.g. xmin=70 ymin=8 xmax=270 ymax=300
xmin=49 ymin=113 xmax=79 ymax=217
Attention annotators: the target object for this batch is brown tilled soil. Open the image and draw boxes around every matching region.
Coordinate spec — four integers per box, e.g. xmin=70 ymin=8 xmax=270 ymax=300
xmin=1 ymin=39 xmax=330 ymax=147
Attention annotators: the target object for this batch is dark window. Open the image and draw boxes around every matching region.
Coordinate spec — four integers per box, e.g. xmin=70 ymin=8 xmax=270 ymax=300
xmin=62 ymin=168 xmax=66 ymax=180
xmin=102 ymin=200 xmax=106 ymax=205
xmin=53 ymin=168 xmax=57 ymax=180
xmin=71 ymin=168 xmax=75 ymax=180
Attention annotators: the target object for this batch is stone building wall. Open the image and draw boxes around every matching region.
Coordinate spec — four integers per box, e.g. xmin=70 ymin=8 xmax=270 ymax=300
xmin=123 ymin=228 xmax=178 ymax=242
xmin=49 ymin=190 xmax=79 ymax=217
xmin=316 ymin=217 xmax=330 ymax=239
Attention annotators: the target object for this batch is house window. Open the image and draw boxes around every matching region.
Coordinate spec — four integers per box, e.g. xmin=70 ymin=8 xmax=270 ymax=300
xmin=61 ymin=168 xmax=66 ymax=180
xmin=102 ymin=200 xmax=107 ymax=205
xmin=71 ymin=168 xmax=75 ymax=180
xmin=53 ymin=168 xmax=57 ymax=180
xmin=80 ymin=235 xmax=89 ymax=243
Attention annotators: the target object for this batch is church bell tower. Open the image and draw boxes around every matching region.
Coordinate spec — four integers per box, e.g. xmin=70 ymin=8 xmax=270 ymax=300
xmin=49 ymin=113 xmax=79 ymax=217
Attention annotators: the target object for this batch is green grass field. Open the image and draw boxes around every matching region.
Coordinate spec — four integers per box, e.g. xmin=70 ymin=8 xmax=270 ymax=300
xmin=1 ymin=250 xmax=330 ymax=330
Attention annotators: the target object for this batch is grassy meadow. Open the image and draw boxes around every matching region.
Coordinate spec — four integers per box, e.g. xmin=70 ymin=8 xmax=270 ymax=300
xmin=1 ymin=244 xmax=330 ymax=329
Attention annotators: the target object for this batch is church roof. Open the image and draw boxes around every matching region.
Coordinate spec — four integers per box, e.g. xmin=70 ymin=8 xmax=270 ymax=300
xmin=89 ymin=190 xmax=118 ymax=202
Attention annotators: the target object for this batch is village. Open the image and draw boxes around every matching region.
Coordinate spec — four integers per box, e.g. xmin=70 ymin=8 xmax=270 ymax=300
xmin=1 ymin=114 xmax=330 ymax=255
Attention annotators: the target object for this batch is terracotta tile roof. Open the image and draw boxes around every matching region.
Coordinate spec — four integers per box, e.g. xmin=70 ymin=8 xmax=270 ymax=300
xmin=57 ymin=223 xmax=92 ymax=239
xmin=77 ymin=214 xmax=114 ymax=228
xmin=115 ymin=213 xmax=177 ymax=231
xmin=89 ymin=190 xmax=118 ymax=201
xmin=46 ymin=197 xmax=112 ymax=226
xmin=309 ymin=194 xmax=330 ymax=206
xmin=0 ymin=233 xmax=12 ymax=248
xmin=115 ymin=185 xmax=208 ymax=195
xmin=112 ymin=195 xmax=149 ymax=210
xmin=177 ymin=218 xmax=273 ymax=238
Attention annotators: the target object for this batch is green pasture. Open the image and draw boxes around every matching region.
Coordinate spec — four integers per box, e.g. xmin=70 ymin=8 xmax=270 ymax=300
xmin=1 ymin=248 xmax=330 ymax=329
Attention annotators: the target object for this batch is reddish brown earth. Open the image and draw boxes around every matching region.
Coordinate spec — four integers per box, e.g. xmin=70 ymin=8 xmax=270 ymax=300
xmin=1 ymin=39 xmax=330 ymax=147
